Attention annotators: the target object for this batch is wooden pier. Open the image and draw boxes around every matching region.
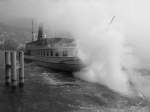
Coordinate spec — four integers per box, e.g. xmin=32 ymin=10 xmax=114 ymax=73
xmin=4 ymin=51 xmax=24 ymax=88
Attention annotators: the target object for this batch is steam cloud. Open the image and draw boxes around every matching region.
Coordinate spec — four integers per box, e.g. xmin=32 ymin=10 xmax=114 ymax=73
xmin=0 ymin=0 xmax=143 ymax=96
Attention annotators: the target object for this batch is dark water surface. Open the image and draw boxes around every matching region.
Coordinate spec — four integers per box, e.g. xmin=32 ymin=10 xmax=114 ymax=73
xmin=0 ymin=63 xmax=149 ymax=112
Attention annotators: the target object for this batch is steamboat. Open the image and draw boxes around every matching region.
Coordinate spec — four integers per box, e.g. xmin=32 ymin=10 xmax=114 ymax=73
xmin=24 ymin=24 xmax=84 ymax=73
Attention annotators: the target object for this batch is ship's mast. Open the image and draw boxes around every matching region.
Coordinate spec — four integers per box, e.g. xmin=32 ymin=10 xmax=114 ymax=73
xmin=32 ymin=20 xmax=34 ymax=41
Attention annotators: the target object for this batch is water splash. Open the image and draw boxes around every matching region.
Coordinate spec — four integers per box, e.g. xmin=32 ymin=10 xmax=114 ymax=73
xmin=74 ymin=28 xmax=134 ymax=96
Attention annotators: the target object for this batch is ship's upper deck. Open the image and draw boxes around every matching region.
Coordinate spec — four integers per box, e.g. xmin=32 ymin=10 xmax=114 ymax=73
xmin=26 ymin=37 xmax=76 ymax=50
xmin=25 ymin=25 xmax=78 ymax=58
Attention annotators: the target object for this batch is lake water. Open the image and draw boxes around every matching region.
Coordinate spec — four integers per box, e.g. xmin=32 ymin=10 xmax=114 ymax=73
xmin=0 ymin=51 xmax=150 ymax=112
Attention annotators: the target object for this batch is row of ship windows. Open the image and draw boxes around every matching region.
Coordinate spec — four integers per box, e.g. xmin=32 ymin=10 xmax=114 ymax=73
xmin=31 ymin=49 xmax=68 ymax=57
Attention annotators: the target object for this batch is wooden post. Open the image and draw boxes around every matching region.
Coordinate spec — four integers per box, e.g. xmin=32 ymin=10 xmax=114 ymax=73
xmin=5 ymin=51 xmax=11 ymax=86
xmin=18 ymin=51 xmax=24 ymax=87
xmin=11 ymin=51 xmax=17 ymax=88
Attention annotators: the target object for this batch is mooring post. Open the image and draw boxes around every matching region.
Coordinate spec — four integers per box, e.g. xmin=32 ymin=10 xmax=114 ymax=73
xmin=18 ymin=51 xmax=24 ymax=87
xmin=11 ymin=51 xmax=17 ymax=88
xmin=5 ymin=51 xmax=11 ymax=86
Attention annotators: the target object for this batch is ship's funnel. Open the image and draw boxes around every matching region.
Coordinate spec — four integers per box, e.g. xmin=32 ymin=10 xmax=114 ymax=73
xmin=37 ymin=24 xmax=44 ymax=40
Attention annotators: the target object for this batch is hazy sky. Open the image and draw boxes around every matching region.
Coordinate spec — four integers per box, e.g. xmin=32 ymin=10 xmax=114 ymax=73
xmin=0 ymin=0 xmax=150 ymax=67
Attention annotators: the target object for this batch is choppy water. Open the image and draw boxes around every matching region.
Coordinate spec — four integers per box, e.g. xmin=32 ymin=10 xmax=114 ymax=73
xmin=24 ymin=63 xmax=150 ymax=112
xmin=0 ymin=60 xmax=150 ymax=112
